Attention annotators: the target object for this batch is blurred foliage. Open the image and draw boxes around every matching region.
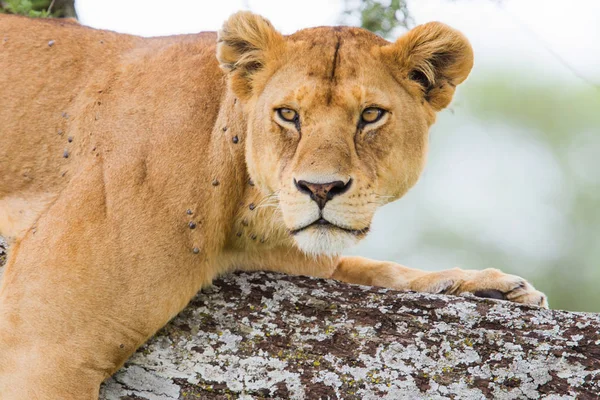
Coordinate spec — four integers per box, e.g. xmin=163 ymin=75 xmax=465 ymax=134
xmin=343 ymin=0 xmax=413 ymax=38
xmin=0 ymin=0 xmax=76 ymax=18
xmin=345 ymin=0 xmax=505 ymax=39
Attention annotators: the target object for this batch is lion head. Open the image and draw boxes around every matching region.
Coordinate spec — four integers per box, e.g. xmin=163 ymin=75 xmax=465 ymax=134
xmin=217 ymin=12 xmax=473 ymax=256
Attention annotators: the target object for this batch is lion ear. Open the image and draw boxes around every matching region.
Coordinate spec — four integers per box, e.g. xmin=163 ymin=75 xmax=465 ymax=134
xmin=217 ymin=12 xmax=285 ymax=100
xmin=384 ymin=22 xmax=474 ymax=111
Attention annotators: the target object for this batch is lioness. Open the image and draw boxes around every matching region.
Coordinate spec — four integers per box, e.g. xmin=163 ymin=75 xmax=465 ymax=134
xmin=0 ymin=12 xmax=547 ymax=399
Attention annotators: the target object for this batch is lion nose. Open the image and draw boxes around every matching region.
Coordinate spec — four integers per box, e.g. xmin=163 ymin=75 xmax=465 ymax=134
xmin=294 ymin=179 xmax=352 ymax=209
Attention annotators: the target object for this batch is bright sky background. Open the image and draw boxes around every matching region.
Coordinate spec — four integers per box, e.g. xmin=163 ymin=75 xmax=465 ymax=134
xmin=76 ymin=0 xmax=600 ymax=85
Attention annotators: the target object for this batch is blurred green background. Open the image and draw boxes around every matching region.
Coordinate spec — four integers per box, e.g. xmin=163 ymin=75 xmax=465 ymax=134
xmin=0 ymin=0 xmax=75 ymax=17
xmin=2 ymin=0 xmax=599 ymax=312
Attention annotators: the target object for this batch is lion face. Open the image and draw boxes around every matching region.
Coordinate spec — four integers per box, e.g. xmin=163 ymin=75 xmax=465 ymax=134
xmin=217 ymin=13 xmax=473 ymax=256
xmin=246 ymin=49 xmax=430 ymax=256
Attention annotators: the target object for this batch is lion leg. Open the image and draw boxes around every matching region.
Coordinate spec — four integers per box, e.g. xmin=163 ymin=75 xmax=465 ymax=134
xmin=0 ymin=162 xmax=211 ymax=399
xmin=331 ymin=256 xmax=548 ymax=307
xmin=0 ymin=236 xmax=117 ymax=399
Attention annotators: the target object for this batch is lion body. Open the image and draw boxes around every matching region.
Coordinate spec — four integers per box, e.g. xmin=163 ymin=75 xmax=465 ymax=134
xmin=0 ymin=13 xmax=546 ymax=399
xmin=1 ymin=17 xmax=225 ymax=242
xmin=0 ymin=16 xmax=291 ymax=395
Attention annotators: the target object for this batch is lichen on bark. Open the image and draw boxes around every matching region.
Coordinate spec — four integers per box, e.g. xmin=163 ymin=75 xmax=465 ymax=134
xmin=96 ymin=271 xmax=600 ymax=400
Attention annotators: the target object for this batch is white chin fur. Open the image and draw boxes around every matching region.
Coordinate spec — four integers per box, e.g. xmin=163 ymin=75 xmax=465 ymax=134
xmin=292 ymin=227 xmax=360 ymax=257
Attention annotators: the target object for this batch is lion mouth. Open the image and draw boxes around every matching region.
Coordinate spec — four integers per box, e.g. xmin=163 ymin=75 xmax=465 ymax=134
xmin=290 ymin=218 xmax=370 ymax=236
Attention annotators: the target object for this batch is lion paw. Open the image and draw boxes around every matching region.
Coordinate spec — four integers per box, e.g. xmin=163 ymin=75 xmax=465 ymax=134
xmin=414 ymin=268 xmax=548 ymax=308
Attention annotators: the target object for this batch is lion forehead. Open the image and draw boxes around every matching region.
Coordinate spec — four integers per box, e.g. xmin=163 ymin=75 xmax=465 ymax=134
xmin=280 ymin=27 xmax=391 ymax=82
xmin=287 ymin=26 xmax=389 ymax=48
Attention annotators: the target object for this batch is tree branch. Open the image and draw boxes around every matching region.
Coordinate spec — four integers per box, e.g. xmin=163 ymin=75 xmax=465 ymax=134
xmin=99 ymin=271 xmax=600 ymax=399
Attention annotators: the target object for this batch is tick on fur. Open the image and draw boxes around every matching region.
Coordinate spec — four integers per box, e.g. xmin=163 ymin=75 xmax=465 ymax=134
xmin=192 ymin=247 xmax=199 ymax=254
xmin=63 ymin=150 xmax=69 ymax=158
xmin=68 ymin=136 xmax=73 ymax=143
xmin=248 ymin=179 xmax=255 ymax=186
xmin=48 ymin=40 xmax=55 ymax=47
xmin=236 ymin=232 xmax=242 ymax=237
xmin=249 ymin=203 xmax=255 ymax=211
xmin=212 ymin=179 xmax=219 ymax=186
xmin=222 ymin=126 xmax=227 ymax=132
xmin=186 ymin=209 xmax=193 ymax=215
xmin=232 ymin=136 xmax=239 ymax=144
xmin=189 ymin=222 xmax=196 ymax=229
xmin=57 ymin=129 xmax=63 ymax=135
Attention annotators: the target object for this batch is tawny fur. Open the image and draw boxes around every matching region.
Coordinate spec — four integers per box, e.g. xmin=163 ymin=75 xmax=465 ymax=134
xmin=0 ymin=12 xmax=547 ymax=399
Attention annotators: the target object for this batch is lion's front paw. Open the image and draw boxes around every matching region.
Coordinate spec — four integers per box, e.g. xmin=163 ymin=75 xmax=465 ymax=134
xmin=458 ymin=268 xmax=548 ymax=308
xmin=412 ymin=268 xmax=548 ymax=308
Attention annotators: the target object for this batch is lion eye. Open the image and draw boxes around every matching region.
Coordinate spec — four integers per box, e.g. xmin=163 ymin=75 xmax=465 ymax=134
xmin=360 ymin=107 xmax=385 ymax=124
xmin=277 ymin=108 xmax=298 ymax=122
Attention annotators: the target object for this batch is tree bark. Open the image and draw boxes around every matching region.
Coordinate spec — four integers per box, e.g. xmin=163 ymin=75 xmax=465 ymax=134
xmin=96 ymin=271 xmax=600 ymax=399
xmin=0 ymin=237 xmax=6 ymax=268
xmin=1 ymin=239 xmax=599 ymax=398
